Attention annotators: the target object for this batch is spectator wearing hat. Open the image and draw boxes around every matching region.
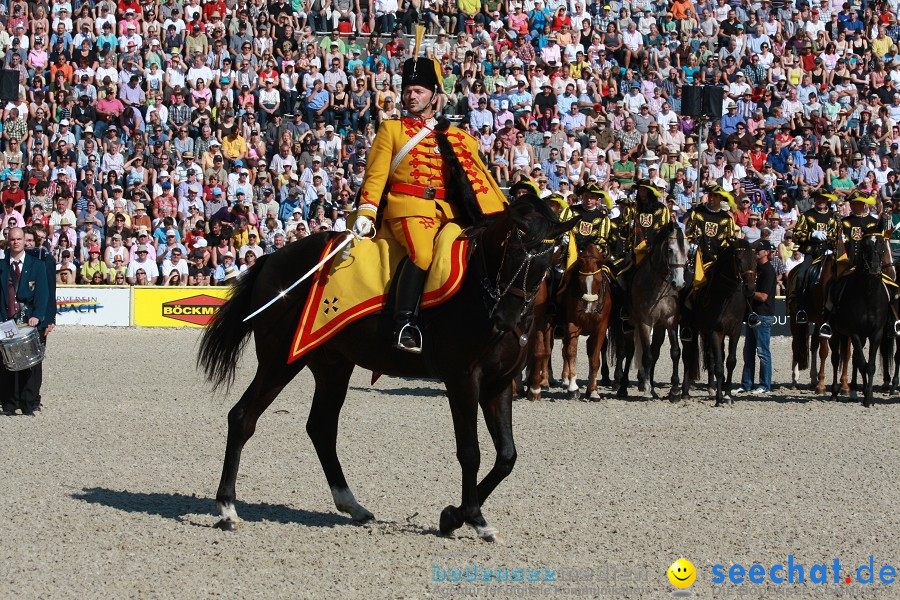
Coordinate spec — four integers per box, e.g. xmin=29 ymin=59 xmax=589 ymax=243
xmin=127 ymin=245 xmax=160 ymax=286
xmin=80 ymin=246 xmax=109 ymax=284
xmin=212 ymin=251 xmax=237 ymax=285
xmin=736 ymin=240 xmax=777 ymax=395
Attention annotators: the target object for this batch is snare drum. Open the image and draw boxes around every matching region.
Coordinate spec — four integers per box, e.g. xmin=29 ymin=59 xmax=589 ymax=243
xmin=0 ymin=326 xmax=45 ymax=371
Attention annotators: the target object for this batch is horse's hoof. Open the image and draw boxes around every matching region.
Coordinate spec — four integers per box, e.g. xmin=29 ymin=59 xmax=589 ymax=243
xmin=529 ymin=395 xmax=541 ymax=402
xmin=600 ymin=378 xmax=612 ymax=387
xmin=850 ymin=390 xmax=858 ymax=400
xmin=707 ymin=387 xmax=715 ymax=398
xmin=214 ymin=519 xmax=240 ymax=531
xmin=352 ymin=508 xmax=375 ymax=523
xmin=589 ymin=390 xmax=601 ymax=401
xmin=439 ymin=505 xmax=464 ymax=535
xmin=840 ymin=386 xmax=851 ymax=395
xmin=568 ymin=390 xmax=580 ymax=401
xmin=616 ymin=388 xmax=628 ymax=398
xmin=479 ymin=529 xmax=504 ymax=544
xmin=814 ymin=386 xmax=826 ymax=395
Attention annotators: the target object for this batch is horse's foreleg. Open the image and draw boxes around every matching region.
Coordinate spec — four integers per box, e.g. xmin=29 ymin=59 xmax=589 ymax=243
xmin=306 ymin=359 xmax=374 ymax=523
xmin=616 ymin=328 xmax=634 ymax=398
xmin=815 ymin=335 xmax=828 ymax=395
xmin=646 ymin=325 xmax=666 ymax=400
xmin=442 ymin=377 xmax=492 ymax=541
xmin=829 ymin=336 xmax=842 ymax=401
xmin=724 ymin=333 xmax=740 ymax=406
xmin=587 ymin=330 xmax=605 ymax=401
xmin=668 ymin=328 xmax=681 ymax=401
xmin=865 ymin=333 xmax=881 ymax=407
xmin=563 ymin=327 xmax=580 ymax=399
xmin=840 ymin=337 xmax=851 ymax=395
xmin=527 ymin=329 xmax=548 ymax=401
xmin=711 ymin=334 xmax=726 ymax=407
xmin=215 ymin=361 xmax=305 ymax=530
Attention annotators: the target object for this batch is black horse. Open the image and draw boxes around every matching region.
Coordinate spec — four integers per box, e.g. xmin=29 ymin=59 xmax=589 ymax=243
xmin=681 ymin=239 xmax=758 ymax=407
xmin=828 ymin=235 xmax=892 ymax=407
xmin=198 ymin=195 xmax=576 ymax=541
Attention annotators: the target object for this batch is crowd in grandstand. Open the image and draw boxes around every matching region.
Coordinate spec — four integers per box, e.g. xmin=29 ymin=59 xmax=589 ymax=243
xmin=1 ymin=0 xmax=899 ymax=286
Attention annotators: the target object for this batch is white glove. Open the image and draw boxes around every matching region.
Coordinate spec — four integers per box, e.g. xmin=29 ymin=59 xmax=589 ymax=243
xmin=811 ymin=230 xmax=827 ymax=241
xmin=353 ymin=215 xmax=374 ymax=237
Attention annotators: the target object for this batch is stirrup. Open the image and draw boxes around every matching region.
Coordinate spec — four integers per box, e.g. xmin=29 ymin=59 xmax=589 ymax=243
xmin=894 ymin=320 xmax=900 ymax=337
xmin=679 ymin=326 xmax=693 ymax=342
xmin=394 ymin=321 xmax=423 ymax=354
xmin=620 ymin=307 xmax=631 ymax=322
xmin=819 ymin=322 xmax=833 ymax=339
xmin=795 ymin=310 xmax=808 ymax=325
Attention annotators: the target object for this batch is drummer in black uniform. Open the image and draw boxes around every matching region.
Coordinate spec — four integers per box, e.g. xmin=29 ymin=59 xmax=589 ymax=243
xmin=23 ymin=226 xmax=55 ymax=412
xmin=0 ymin=227 xmax=50 ymax=416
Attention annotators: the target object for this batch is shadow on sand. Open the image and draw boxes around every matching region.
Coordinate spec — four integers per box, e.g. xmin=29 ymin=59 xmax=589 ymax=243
xmin=71 ymin=487 xmax=353 ymax=528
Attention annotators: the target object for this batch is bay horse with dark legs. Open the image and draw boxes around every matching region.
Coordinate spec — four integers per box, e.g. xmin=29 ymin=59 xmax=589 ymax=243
xmin=788 ymin=248 xmax=849 ymax=394
xmin=198 ymin=195 xmax=576 ymax=541
xmin=680 ymin=239 xmax=758 ymax=407
xmin=560 ymin=243 xmax=614 ymax=400
xmin=616 ymin=222 xmax=689 ymax=400
xmin=828 ymin=235 xmax=892 ymax=407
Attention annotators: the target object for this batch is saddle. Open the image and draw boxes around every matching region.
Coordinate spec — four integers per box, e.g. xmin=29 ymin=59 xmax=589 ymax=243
xmin=289 ymin=224 xmax=469 ymax=362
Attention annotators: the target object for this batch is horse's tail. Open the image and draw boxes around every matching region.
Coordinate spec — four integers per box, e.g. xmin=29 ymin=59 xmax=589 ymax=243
xmin=198 ymin=254 xmax=271 ymax=391
xmin=684 ymin=334 xmax=701 ymax=382
xmin=796 ymin=321 xmax=810 ymax=371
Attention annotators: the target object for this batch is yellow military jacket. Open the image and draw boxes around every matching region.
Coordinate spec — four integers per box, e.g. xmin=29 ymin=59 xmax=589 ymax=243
xmin=357 ymin=117 xmax=506 ymax=222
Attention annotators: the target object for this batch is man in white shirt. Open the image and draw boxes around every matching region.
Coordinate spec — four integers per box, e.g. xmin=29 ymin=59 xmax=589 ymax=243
xmin=126 ymin=245 xmax=160 ymax=285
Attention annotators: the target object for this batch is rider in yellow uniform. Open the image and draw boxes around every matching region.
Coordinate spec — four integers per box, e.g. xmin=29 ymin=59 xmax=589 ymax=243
xmin=355 ymin=49 xmax=506 ymax=353
xmin=570 ymin=183 xmax=612 ymax=254
xmin=819 ymin=190 xmax=898 ymax=338
xmin=629 ymin=179 xmax=670 ymax=264
xmin=787 ymin=191 xmax=839 ymax=325
xmin=680 ymin=184 xmax=739 ymax=339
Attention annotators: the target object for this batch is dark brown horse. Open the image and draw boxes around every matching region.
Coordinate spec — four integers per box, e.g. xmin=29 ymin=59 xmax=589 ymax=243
xmin=198 ymin=195 xmax=576 ymax=540
xmin=615 ymin=222 xmax=689 ymax=400
xmin=828 ymin=235 xmax=892 ymax=407
xmin=788 ymin=251 xmax=848 ymax=394
xmin=681 ymin=239 xmax=758 ymax=407
xmin=560 ymin=243 xmax=614 ymax=400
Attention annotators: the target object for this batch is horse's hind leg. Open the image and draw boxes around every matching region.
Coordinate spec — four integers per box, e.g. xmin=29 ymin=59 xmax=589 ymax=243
xmin=646 ymin=325 xmax=666 ymax=400
xmin=215 ymin=360 xmax=305 ymax=530
xmin=815 ymin=336 xmax=829 ymax=395
xmin=306 ymin=358 xmax=373 ymax=522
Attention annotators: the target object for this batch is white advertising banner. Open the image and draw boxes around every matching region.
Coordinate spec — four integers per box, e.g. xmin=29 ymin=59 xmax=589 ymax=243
xmin=55 ymin=286 xmax=131 ymax=327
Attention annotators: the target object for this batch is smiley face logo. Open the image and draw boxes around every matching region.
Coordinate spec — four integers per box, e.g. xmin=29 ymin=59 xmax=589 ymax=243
xmin=667 ymin=558 xmax=697 ymax=588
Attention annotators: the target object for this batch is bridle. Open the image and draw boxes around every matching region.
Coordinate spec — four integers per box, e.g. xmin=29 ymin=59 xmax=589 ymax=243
xmin=483 ymin=227 xmax=557 ymax=320
xmin=861 ymin=235 xmax=885 ymax=274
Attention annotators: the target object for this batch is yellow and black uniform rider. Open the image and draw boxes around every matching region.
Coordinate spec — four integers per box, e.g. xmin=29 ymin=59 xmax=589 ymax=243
xmin=354 ymin=40 xmax=506 ymax=353
xmin=630 ymin=179 xmax=670 ymax=266
xmin=570 ymin=183 xmax=612 ymax=254
xmin=819 ymin=189 xmax=899 ymax=338
xmin=787 ymin=191 xmax=839 ymax=324
xmin=684 ymin=184 xmax=739 ymax=290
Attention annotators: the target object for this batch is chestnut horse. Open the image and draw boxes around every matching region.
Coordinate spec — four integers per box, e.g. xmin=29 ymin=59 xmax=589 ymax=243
xmin=788 ymin=252 xmax=849 ymax=394
xmin=561 ymin=243 xmax=614 ymax=400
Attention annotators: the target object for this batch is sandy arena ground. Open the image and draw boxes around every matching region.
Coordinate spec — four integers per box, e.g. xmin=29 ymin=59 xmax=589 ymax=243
xmin=0 ymin=326 xmax=898 ymax=600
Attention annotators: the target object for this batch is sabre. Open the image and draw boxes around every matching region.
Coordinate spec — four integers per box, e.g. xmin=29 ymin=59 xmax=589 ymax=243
xmin=242 ymin=231 xmax=358 ymax=322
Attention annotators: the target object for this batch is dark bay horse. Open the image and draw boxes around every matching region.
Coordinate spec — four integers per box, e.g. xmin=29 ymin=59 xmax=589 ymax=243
xmin=788 ymin=248 xmax=848 ymax=394
xmin=198 ymin=195 xmax=576 ymax=540
xmin=560 ymin=243 xmax=614 ymax=400
xmin=616 ymin=222 xmax=689 ymax=399
xmin=681 ymin=239 xmax=758 ymax=407
xmin=828 ymin=235 xmax=892 ymax=407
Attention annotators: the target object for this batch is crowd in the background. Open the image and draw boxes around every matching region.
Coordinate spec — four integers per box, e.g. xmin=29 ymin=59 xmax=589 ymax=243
xmin=2 ymin=0 xmax=900 ymax=286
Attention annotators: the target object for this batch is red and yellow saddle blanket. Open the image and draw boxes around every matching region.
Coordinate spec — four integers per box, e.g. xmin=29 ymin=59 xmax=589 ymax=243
xmin=289 ymin=223 xmax=469 ymax=362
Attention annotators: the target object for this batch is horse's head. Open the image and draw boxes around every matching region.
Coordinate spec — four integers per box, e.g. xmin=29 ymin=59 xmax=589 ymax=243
xmin=484 ymin=194 xmax=578 ymax=333
xmin=576 ymin=243 xmax=608 ymax=313
xmin=730 ymin=238 xmax=759 ymax=297
xmin=653 ymin=222 xmax=689 ymax=290
xmin=859 ymin=234 xmax=885 ymax=276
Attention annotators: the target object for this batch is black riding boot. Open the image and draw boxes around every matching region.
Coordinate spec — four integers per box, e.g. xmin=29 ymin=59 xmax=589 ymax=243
xmin=393 ymin=260 xmax=428 ymax=353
